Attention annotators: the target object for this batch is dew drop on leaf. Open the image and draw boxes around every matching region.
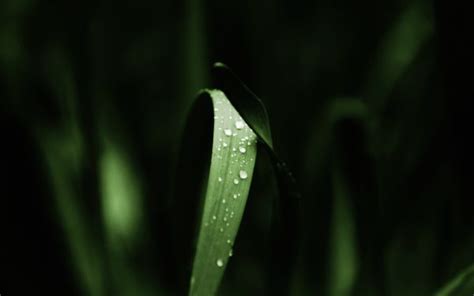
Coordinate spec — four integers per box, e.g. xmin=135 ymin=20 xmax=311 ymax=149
xmin=216 ymin=259 xmax=224 ymax=267
xmin=233 ymin=179 xmax=239 ymax=184
xmin=239 ymin=147 xmax=246 ymax=153
xmin=224 ymin=129 xmax=232 ymax=136
xmin=235 ymin=120 xmax=244 ymax=129
xmin=239 ymin=170 xmax=248 ymax=179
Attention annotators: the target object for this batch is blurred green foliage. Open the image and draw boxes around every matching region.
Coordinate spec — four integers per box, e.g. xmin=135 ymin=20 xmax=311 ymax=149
xmin=1 ymin=0 xmax=473 ymax=295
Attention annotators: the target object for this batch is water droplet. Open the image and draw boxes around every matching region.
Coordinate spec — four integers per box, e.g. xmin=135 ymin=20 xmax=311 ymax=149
xmin=233 ymin=179 xmax=239 ymax=185
xmin=229 ymin=249 xmax=233 ymax=257
xmin=220 ymin=228 xmax=224 ymax=232
xmin=233 ymin=194 xmax=238 ymax=199
xmin=239 ymin=147 xmax=246 ymax=153
xmin=218 ymin=177 xmax=223 ymax=182
xmin=223 ymin=216 xmax=227 ymax=221
xmin=223 ymin=142 xmax=228 ymax=147
xmin=224 ymin=129 xmax=232 ymax=136
xmin=222 ymin=199 xmax=226 ymax=204
xmin=227 ymin=239 xmax=232 ymax=244
xmin=216 ymin=259 xmax=224 ymax=267
xmin=232 ymin=147 xmax=236 ymax=152
xmin=239 ymin=170 xmax=248 ymax=179
xmin=214 ymin=108 xmax=219 ymax=112
xmin=212 ymin=215 xmax=217 ymax=220
xmin=235 ymin=121 xmax=244 ymax=129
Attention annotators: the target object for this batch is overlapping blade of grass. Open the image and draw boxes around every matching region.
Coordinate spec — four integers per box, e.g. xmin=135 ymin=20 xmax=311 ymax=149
xmin=434 ymin=264 xmax=474 ymax=296
xmin=189 ymin=89 xmax=258 ymax=296
xmin=212 ymin=62 xmax=273 ymax=149
xmin=212 ymin=63 xmax=300 ymax=295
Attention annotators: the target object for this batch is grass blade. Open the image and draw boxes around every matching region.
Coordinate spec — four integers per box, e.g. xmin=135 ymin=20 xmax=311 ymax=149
xmin=212 ymin=62 xmax=273 ymax=149
xmin=434 ymin=264 xmax=474 ymax=296
xmin=189 ymin=89 xmax=258 ymax=296
xmin=211 ymin=63 xmax=301 ymax=295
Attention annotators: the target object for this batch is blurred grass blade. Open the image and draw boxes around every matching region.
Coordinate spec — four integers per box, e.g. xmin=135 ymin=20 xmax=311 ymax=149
xmin=303 ymin=98 xmax=371 ymax=294
xmin=304 ymin=98 xmax=369 ymax=179
xmin=99 ymin=137 xmax=149 ymax=295
xmin=212 ymin=63 xmax=301 ymax=295
xmin=101 ymin=140 xmax=143 ymax=250
xmin=328 ymin=165 xmax=358 ymax=296
xmin=39 ymin=138 xmax=105 ymax=296
xmin=434 ymin=264 xmax=474 ymax=296
xmin=181 ymin=0 xmax=208 ymax=110
xmin=189 ymin=89 xmax=258 ymax=295
xmin=364 ymin=0 xmax=433 ymax=109
xmin=36 ymin=49 xmax=106 ymax=296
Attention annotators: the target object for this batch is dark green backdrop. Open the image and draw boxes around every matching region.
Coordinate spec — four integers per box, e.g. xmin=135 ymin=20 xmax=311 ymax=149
xmin=1 ymin=0 xmax=472 ymax=295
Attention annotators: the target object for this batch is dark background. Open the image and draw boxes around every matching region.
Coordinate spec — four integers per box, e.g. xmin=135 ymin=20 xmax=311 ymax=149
xmin=1 ymin=0 xmax=473 ymax=295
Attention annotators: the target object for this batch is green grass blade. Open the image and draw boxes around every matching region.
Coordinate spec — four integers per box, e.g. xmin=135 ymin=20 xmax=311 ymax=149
xmin=212 ymin=62 xmax=299 ymax=199
xmin=212 ymin=62 xmax=273 ymax=149
xmin=434 ymin=264 xmax=474 ymax=296
xmin=189 ymin=89 xmax=258 ymax=296
xmin=211 ymin=63 xmax=301 ymax=295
